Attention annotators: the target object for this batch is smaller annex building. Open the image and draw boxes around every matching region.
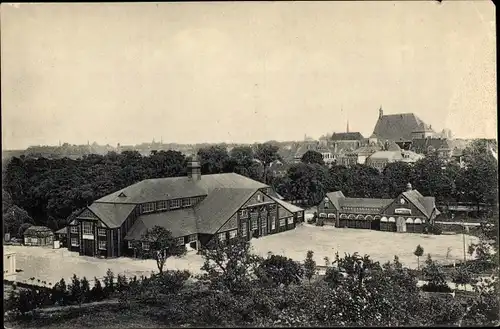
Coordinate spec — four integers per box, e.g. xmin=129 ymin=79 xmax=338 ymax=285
xmin=23 ymin=226 xmax=55 ymax=246
xmin=317 ymin=183 xmax=440 ymax=233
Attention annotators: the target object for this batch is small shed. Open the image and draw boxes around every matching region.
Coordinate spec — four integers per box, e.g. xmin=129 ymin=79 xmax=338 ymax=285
xmin=55 ymin=226 xmax=68 ymax=246
xmin=23 ymin=226 xmax=55 ymax=246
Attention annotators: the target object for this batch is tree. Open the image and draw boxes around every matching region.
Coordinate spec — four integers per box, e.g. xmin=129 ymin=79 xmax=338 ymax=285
xmin=80 ymin=276 xmax=90 ymax=303
xmin=460 ymin=139 xmax=498 ymax=211
xmin=140 ymin=226 xmax=187 ymax=274
xmin=91 ymin=277 xmax=104 ymax=301
xmin=382 ymin=162 xmax=413 ymax=198
xmin=254 ymin=143 xmax=281 ymax=184
xmin=303 ymin=250 xmax=316 ymax=283
xmin=411 ymin=153 xmax=456 ymax=203
xmin=200 ymin=236 xmax=263 ymax=295
xmin=414 ymin=245 xmax=424 ymax=271
xmin=227 ymin=146 xmax=262 ymax=181
xmin=286 ymin=163 xmax=330 ymax=206
xmin=257 ymin=255 xmax=304 ymax=286
xmin=451 ymin=266 xmax=474 ymax=291
xmin=197 ymin=146 xmax=230 ymax=175
xmin=301 ymin=150 xmax=324 ymax=165
xmin=421 ymin=254 xmax=451 ymax=292
xmin=69 ymin=274 xmax=83 ymax=305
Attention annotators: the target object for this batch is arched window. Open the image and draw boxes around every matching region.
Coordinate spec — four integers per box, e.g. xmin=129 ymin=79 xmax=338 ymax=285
xmin=389 ymin=217 xmax=396 ymax=223
xmin=381 ymin=217 xmax=388 ymax=222
xmin=405 ymin=218 xmax=414 ymax=224
xmin=414 ymin=218 xmax=422 ymax=224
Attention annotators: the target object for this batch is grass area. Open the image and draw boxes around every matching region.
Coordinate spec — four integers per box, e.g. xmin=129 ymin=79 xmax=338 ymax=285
xmin=5 ymin=303 xmax=165 ymax=329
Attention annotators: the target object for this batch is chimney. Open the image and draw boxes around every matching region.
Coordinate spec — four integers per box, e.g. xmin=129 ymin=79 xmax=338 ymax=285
xmin=187 ymin=156 xmax=201 ymax=181
xmin=406 ymin=182 xmax=413 ymax=192
xmin=379 ymin=106 xmax=383 ymax=119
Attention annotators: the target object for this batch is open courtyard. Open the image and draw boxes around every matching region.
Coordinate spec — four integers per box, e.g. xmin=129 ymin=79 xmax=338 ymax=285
xmin=5 ymin=224 xmax=478 ymax=286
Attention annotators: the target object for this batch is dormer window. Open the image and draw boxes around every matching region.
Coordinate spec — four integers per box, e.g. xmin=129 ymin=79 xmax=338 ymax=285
xmin=118 ymin=192 xmax=127 ymax=198
xmin=257 ymin=194 xmax=261 ymax=202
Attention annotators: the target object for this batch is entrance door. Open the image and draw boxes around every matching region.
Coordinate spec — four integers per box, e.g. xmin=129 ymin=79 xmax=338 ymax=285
xmin=82 ymin=239 xmax=94 ymax=257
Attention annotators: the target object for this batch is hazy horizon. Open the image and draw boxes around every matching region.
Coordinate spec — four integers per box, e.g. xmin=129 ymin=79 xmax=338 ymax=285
xmin=1 ymin=2 xmax=497 ymax=150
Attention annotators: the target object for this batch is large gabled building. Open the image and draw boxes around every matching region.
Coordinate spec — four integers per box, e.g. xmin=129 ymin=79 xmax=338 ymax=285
xmin=372 ymin=108 xmax=435 ymax=142
xmin=64 ymin=160 xmax=304 ymax=258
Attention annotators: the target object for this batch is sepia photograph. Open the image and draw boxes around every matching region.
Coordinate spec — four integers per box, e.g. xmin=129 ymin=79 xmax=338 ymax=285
xmin=1 ymin=1 xmax=498 ymax=328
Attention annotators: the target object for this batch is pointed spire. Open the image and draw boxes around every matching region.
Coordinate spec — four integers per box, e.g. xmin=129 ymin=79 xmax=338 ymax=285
xmin=347 ymin=120 xmax=350 ymax=133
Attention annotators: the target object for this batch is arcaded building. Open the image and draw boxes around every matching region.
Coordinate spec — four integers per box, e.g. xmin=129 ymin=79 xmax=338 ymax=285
xmin=317 ymin=183 xmax=440 ymax=233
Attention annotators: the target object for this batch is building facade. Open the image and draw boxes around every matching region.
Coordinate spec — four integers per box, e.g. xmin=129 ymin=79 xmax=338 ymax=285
xmin=316 ymin=183 xmax=440 ymax=233
xmin=64 ymin=160 xmax=304 ymax=258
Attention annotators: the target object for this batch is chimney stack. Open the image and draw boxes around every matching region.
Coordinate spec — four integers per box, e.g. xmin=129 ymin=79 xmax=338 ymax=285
xmin=406 ymin=182 xmax=413 ymax=192
xmin=187 ymin=155 xmax=201 ymax=181
xmin=379 ymin=106 xmax=383 ymax=119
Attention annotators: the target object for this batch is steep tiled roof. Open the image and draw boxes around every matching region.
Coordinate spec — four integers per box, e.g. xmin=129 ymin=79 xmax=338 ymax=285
xmin=55 ymin=227 xmax=68 ymax=234
xmin=23 ymin=226 xmax=54 ymax=237
xmin=373 ymin=113 xmax=434 ymax=141
xmin=411 ymin=138 xmax=452 ymax=154
xmin=326 ymin=191 xmax=345 ymax=210
xmin=96 ymin=177 xmax=206 ymax=203
xmin=88 ymin=203 xmax=137 ymax=228
xmin=96 ymin=173 xmax=267 ymax=204
xmin=423 ymin=196 xmax=440 ymax=218
xmin=368 ymin=151 xmax=403 ymax=162
xmin=402 ymin=190 xmax=429 ymax=217
xmin=269 ymin=196 xmax=304 ymax=213
xmin=195 ymin=188 xmax=256 ymax=234
xmin=341 ymin=198 xmax=393 ymax=210
xmin=124 ymin=208 xmax=199 ymax=240
xmin=353 ymin=146 xmax=381 ymax=155
xmin=331 ymin=132 xmax=365 ymax=141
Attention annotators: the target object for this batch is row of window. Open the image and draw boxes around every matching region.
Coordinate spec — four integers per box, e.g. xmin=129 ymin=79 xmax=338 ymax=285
xmin=142 ymin=198 xmax=195 ymax=214
xmin=341 ymin=206 xmax=379 ymax=212
xmin=217 ymin=230 xmax=238 ymax=241
xmin=70 ymin=238 xmax=107 ymax=250
xmin=70 ymin=225 xmax=106 ymax=237
xmin=241 ymin=217 xmax=292 ymax=236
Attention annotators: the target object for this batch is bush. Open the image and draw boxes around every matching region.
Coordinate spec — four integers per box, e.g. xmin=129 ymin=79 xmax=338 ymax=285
xmin=421 ymin=282 xmax=453 ymax=293
xmin=426 ymin=224 xmax=443 ymax=235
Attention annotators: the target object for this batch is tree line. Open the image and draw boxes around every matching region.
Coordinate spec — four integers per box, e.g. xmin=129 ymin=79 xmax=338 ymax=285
xmin=274 ymin=139 xmax=497 ymax=210
xmin=2 ymin=139 xmax=497 ymax=238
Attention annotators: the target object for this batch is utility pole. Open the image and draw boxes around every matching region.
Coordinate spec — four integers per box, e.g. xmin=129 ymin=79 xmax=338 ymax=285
xmin=460 ymin=212 xmax=467 ymax=263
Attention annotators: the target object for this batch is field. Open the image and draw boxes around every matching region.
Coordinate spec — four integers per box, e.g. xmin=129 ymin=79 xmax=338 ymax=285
xmin=4 ymin=224 xmax=478 ymax=286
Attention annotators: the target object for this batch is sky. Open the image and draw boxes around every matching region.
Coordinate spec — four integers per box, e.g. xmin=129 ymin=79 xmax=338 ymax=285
xmin=1 ymin=1 xmax=497 ymax=150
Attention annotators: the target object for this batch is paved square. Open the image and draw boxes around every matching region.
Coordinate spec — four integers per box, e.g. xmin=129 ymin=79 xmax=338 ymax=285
xmin=4 ymin=225 xmax=478 ymax=286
